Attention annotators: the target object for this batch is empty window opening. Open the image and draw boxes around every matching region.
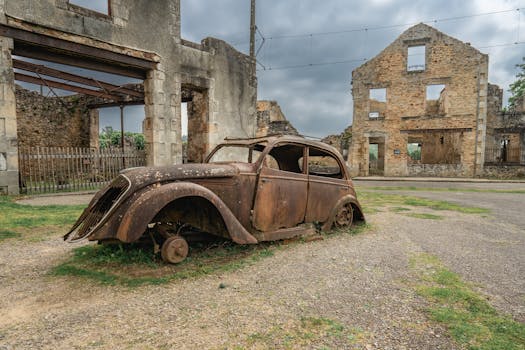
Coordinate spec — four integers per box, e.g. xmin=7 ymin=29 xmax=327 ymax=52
xmin=368 ymin=140 xmax=385 ymax=176
xmin=369 ymin=144 xmax=378 ymax=162
xmin=267 ymin=144 xmax=305 ymax=174
xmin=0 ymin=152 xmax=6 ymax=171
xmin=308 ymin=148 xmax=343 ymax=179
xmin=426 ymin=84 xmax=445 ymax=100
xmin=369 ymin=88 xmax=386 ymax=102
xmin=181 ymin=102 xmax=188 ymax=162
xmin=69 ymin=0 xmax=110 ymax=14
xmin=407 ymin=143 xmax=421 ymax=161
xmin=99 ymin=105 xmax=145 ymax=150
xmin=369 ymin=112 xmax=380 ymax=119
xmin=407 ymin=45 xmax=425 ymax=71
xmin=182 ymin=103 xmax=188 ymax=139
xmin=440 ymin=136 xmax=444 ymax=145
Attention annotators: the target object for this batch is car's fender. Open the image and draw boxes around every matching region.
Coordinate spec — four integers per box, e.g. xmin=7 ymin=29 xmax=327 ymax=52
xmin=321 ymin=194 xmax=365 ymax=231
xmin=116 ymin=181 xmax=259 ymax=244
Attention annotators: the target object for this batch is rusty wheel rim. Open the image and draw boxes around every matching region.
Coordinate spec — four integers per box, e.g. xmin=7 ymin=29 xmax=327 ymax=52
xmin=161 ymin=235 xmax=189 ymax=264
xmin=334 ymin=204 xmax=353 ymax=228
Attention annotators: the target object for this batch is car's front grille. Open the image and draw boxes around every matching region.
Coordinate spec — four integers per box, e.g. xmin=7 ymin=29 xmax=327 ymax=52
xmin=67 ymin=175 xmax=131 ymax=242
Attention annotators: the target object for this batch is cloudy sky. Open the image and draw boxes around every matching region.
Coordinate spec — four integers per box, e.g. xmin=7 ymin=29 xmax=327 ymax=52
xmin=46 ymin=1 xmax=525 ymax=137
xmin=181 ymin=0 xmax=525 ymax=138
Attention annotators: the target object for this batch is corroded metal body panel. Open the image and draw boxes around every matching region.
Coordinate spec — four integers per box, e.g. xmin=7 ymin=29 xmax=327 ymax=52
xmin=65 ymin=135 xmax=365 ymax=246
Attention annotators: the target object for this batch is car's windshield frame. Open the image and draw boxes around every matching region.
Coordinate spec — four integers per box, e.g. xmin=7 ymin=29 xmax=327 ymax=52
xmin=205 ymin=142 xmax=268 ymax=164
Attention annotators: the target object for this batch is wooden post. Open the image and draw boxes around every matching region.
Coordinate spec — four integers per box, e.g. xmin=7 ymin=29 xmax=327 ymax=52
xmin=120 ymin=104 xmax=125 ymax=168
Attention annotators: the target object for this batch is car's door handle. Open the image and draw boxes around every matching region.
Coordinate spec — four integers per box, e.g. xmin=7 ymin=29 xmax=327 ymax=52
xmin=261 ymin=178 xmax=270 ymax=183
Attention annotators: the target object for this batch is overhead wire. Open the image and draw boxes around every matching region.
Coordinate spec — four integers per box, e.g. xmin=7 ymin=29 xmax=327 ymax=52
xmin=252 ymin=7 xmax=525 ymax=72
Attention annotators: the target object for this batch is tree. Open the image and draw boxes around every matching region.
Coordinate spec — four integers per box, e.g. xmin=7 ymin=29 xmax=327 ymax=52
xmin=509 ymin=57 xmax=525 ymax=109
xmin=99 ymin=127 xmax=145 ymax=150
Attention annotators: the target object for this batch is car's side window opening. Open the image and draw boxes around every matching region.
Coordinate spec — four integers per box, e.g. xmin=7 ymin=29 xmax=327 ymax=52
xmin=266 ymin=144 xmax=305 ymax=174
xmin=308 ymin=148 xmax=344 ymax=179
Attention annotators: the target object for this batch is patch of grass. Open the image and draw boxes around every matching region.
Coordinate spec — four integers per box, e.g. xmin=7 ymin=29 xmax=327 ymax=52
xmin=391 ymin=207 xmax=411 ymax=212
xmin=367 ymin=186 xmax=525 ymax=194
xmin=327 ymin=222 xmax=371 ymax=237
xmin=52 ymin=222 xmax=371 ymax=287
xmin=0 ymin=229 xmax=21 ymax=241
xmin=50 ymin=242 xmax=276 ymax=287
xmin=0 ymin=196 xmax=85 ymax=242
xmin=410 ymin=253 xmax=525 ymax=349
xmin=241 ymin=316 xmax=369 ymax=349
xmin=404 ymin=213 xmax=444 ymax=220
xmin=363 ymin=207 xmax=381 ymax=214
xmin=358 ymin=191 xmax=489 ymax=215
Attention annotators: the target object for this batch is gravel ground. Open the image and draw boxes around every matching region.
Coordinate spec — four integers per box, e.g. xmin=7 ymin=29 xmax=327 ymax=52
xmin=1 ymin=182 xmax=523 ymax=349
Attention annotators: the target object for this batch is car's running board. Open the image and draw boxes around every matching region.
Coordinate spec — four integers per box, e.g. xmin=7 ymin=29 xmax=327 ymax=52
xmin=258 ymin=223 xmax=317 ymax=242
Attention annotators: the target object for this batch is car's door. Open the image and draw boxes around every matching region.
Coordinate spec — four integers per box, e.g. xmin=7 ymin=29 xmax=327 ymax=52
xmin=305 ymin=147 xmax=350 ymax=223
xmin=252 ymin=143 xmax=308 ymax=232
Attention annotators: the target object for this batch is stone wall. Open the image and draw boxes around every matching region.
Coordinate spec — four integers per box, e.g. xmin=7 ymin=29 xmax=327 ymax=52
xmin=15 ymin=87 xmax=98 ymax=149
xmin=181 ymin=37 xmax=257 ymax=161
xmin=407 ymin=164 xmax=464 ymax=177
xmin=0 ymin=0 xmax=257 ymax=193
xmin=482 ymin=165 xmax=525 ymax=179
xmin=349 ymin=23 xmax=488 ymax=177
xmin=0 ymin=36 xmax=18 ymax=194
xmin=484 ymin=83 xmax=525 ymax=166
xmin=322 ymin=125 xmax=352 ymax=160
xmin=256 ymin=100 xmax=299 ymax=137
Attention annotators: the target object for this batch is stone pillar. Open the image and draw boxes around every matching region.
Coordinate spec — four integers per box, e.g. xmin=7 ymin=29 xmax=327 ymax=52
xmin=89 ymin=109 xmax=100 ymax=149
xmin=143 ymin=64 xmax=182 ymax=166
xmin=474 ymin=59 xmax=489 ymax=177
xmin=0 ymin=36 xmax=19 ymax=194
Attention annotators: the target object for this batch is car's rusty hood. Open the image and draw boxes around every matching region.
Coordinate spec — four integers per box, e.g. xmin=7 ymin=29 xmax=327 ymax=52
xmin=120 ymin=163 xmax=240 ymax=188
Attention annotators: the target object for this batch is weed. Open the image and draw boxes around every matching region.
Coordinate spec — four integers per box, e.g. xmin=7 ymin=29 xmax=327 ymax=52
xmin=50 ymin=242 xmax=276 ymax=287
xmin=51 ymin=222 xmax=370 ymax=287
xmin=410 ymin=253 xmax=525 ymax=349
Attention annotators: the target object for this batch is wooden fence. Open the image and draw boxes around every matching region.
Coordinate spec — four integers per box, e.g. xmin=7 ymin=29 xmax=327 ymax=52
xmin=18 ymin=147 xmax=146 ymax=194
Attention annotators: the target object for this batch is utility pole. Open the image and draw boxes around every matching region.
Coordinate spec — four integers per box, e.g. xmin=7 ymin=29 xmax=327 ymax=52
xmin=249 ymin=0 xmax=256 ymax=59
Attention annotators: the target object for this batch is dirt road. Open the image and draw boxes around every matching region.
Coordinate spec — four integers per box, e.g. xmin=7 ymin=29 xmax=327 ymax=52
xmin=0 ymin=182 xmax=523 ymax=349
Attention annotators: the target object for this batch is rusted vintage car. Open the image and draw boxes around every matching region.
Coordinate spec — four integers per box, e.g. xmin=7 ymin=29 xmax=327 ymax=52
xmin=64 ymin=135 xmax=364 ymax=263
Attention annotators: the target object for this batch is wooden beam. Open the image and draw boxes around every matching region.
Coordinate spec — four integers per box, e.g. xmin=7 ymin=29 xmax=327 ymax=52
xmin=14 ymin=44 xmax=146 ymax=79
xmin=0 ymin=24 xmax=156 ymax=71
xmin=13 ymin=59 xmax=144 ymax=98
xmin=14 ymin=73 xmax=122 ymax=101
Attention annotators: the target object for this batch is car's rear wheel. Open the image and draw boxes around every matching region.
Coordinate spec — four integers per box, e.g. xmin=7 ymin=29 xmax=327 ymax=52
xmin=334 ymin=203 xmax=353 ymax=228
xmin=161 ymin=235 xmax=189 ymax=264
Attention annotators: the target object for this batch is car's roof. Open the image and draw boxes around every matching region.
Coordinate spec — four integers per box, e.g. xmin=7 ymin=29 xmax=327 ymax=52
xmin=221 ymin=134 xmax=342 ymax=156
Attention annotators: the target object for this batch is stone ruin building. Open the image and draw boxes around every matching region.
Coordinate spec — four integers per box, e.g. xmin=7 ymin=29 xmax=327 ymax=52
xmin=256 ymin=100 xmax=299 ymax=137
xmin=348 ymin=23 xmax=524 ymax=178
xmin=0 ymin=0 xmax=257 ymax=194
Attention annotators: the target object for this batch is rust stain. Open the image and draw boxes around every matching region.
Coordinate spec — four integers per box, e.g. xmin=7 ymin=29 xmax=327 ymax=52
xmin=65 ymin=136 xmax=364 ymax=263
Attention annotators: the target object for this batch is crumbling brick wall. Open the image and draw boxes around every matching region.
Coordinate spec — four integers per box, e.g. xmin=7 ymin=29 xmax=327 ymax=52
xmin=322 ymin=126 xmax=352 ymax=159
xmin=256 ymin=100 xmax=299 ymax=137
xmin=15 ymin=86 xmax=98 ymax=149
xmin=349 ymin=23 xmax=489 ymax=177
